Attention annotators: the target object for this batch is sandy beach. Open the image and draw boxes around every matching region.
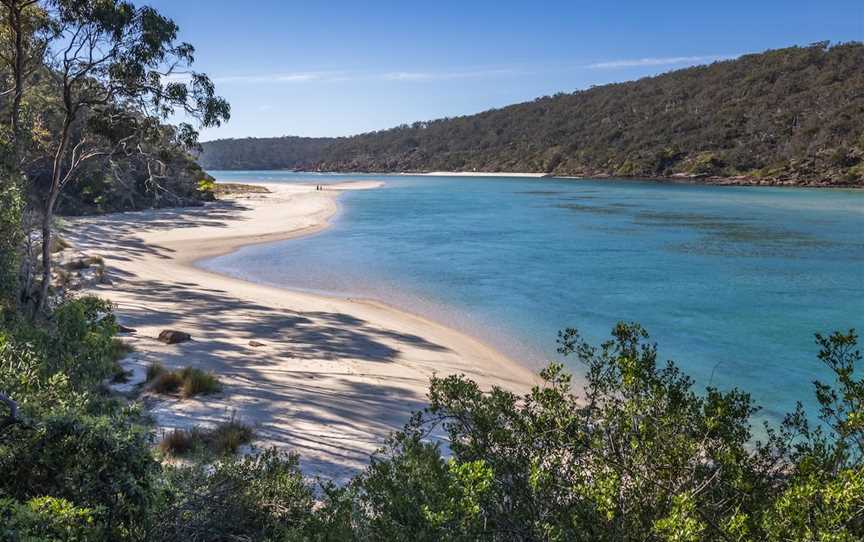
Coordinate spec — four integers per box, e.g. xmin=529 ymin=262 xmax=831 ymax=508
xmin=67 ymin=181 xmax=537 ymax=482
xmin=419 ymin=171 xmax=551 ymax=178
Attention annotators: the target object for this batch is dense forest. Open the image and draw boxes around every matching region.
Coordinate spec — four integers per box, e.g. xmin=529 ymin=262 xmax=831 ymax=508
xmin=2 ymin=2 xmax=863 ymax=540
xmin=200 ymin=42 xmax=864 ymax=185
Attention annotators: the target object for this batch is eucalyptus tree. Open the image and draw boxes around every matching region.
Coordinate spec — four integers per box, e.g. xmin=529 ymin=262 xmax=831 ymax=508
xmin=33 ymin=0 xmax=229 ymax=314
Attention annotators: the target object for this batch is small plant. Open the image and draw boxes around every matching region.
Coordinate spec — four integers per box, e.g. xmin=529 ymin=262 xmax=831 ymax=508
xmin=150 ymin=371 xmax=184 ymax=395
xmin=159 ymin=427 xmax=203 ymax=456
xmin=146 ymin=363 xmax=222 ymax=398
xmin=146 ymin=361 xmax=166 ymax=382
xmin=179 ymin=367 xmax=222 ymax=398
xmin=158 ymin=416 xmax=253 ymax=458
xmin=207 ymin=416 xmax=255 ymax=455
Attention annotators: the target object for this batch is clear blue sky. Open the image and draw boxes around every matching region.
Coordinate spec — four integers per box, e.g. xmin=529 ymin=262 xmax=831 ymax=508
xmin=145 ymin=0 xmax=864 ymax=141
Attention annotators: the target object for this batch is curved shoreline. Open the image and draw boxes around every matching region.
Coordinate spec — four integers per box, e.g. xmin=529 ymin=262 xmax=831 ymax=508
xmin=69 ymin=180 xmax=537 ymax=482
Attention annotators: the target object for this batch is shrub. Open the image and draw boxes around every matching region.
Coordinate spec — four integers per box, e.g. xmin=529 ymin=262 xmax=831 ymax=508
xmin=0 ymin=412 xmax=159 ymax=534
xmin=149 ymin=449 xmax=315 ymax=540
xmin=321 ymin=323 xmax=864 ymax=541
xmin=51 ymin=296 xmax=119 ymax=389
xmin=0 ymin=496 xmax=102 ymax=541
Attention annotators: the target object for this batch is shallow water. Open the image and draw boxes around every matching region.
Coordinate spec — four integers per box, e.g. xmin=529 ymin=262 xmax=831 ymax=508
xmin=204 ymin=171 xmax=864 ymax=426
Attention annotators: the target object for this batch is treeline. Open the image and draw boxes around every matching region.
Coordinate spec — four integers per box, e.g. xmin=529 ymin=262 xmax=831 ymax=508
xmin=198 ymin=135 xmax=336 ymax=170
xmin=200 ymin=42 xmax=864 ymax=185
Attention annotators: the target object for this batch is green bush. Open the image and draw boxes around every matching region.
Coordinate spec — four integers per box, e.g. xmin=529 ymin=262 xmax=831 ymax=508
xmin=0 ymin=412 xmax=159 ymax=535
xmin=316 ymin=324 xmax=864 ymax=541
xmin=0 ymin=496 xmax=102 ymax=541
xmin=51 ymin=296 xmax=119 ymax=388
xmin=149 ymin=449 xmax=315 ymax=541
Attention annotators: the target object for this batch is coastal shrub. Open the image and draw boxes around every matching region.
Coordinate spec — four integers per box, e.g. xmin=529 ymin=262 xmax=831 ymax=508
xmin=149 ymin=448 xmax=315 ymax=540
xmin=0 ymin=411 xmax=159 ymax=535
xmin=0 ymin=170 xmax=23 ymax=314
xmin=322 ymin=438 xmax=494 ymax=541
xmin=0 ymin=496 xmax=102 ymax=541
xmin=318 ymin=323 xmax=863 ymax=541
xmin=50 ymin=296 xmax=120 ymax=389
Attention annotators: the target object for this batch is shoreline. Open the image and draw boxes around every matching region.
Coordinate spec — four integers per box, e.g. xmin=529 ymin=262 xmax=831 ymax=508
xmin=68 ymin=180 xmax=537 ymax=482
xmin=238 ymin=169 xmax=862 ymax=189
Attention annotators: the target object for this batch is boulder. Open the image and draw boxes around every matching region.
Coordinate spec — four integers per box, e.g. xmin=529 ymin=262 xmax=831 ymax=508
xmin=157 ymin=330 xmax=192 ymax=344
xmin=248 ymin=340 xmax=266 ymax=347
xmin=118 ymin=324 xmax=137 ymax=334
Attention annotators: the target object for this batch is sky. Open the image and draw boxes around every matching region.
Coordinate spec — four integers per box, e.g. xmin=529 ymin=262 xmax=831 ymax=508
xmin=145 ymin=0 xmax=864 ymax=141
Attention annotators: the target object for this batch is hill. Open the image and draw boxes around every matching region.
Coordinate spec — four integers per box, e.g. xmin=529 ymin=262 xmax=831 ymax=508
xmin=199 ymin=42 xmax=864 ymax=186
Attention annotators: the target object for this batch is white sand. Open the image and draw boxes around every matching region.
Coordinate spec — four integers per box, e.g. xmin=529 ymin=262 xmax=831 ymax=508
xmin=69 ymin=181 xmax=537 ymax=482
xmin=419 ymin=171 xmax=551 ymax=178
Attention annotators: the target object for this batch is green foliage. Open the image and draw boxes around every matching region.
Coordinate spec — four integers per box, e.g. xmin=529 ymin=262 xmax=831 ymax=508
xmin=0 ymin=127 xmax=24 ymax=313
xmin=51 ymin=296 xmax=119 ymax=389
xmin=149 ymin=449 xmax=315 ymax=541
xmin=312 ymin=323 xmax=862 ymax=541
xmin=762 ymin=468 xmax=864 ymax=541
xmin=201 ymin=42 xmax=864 ymax=185
xmin=1 ymin=286 xmax=862 ymax=541
xmin=0 ymin=411 xmax=158 ymax=536
xmin=325 ymin=438 xmax=494 ymax=541
xmin=196 ymin=177 xmax=216 ymax=193
xmin=0 ymin=496 xmax=101 ymax=541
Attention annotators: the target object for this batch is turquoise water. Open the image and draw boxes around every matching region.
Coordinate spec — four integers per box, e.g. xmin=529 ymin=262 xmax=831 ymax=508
xmin=205 ymin=171 xmax=864 ymax=425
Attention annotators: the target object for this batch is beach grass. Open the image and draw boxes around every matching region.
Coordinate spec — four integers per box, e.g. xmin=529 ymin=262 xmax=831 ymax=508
xmin=146 ymin=362 xmax=222 ymax=398
xmin=159 ymin=415 xmax=254 ymax=457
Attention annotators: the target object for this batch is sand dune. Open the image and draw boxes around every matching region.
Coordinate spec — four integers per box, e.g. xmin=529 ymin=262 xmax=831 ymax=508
xmin=68 ymin=181 xmax=536 ymax=482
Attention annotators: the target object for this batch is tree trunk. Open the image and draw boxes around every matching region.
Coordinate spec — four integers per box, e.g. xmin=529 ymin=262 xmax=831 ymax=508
xmin=34 ymin=114 xmax=71 ymax=316
xmin=35 ymin=195 xmax=55 ymax=314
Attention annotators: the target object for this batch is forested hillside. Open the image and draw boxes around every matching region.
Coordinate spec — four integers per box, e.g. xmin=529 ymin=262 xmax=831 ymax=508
xmin=200 ymin=42 xmax=864 ymax=185
xmin=198 ymin=136 xmax=335 ymax=170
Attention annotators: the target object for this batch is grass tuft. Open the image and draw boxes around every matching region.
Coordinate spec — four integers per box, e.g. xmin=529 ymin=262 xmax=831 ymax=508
xmin=158 ymin=416 xmax=253 ymax=458
xmin=151 ymin=371 xmax=183 ymax=394
xmin=146 ymin=361 xmax=166 ymax=382
xmin=146 ymin=363 xmax=222 ymax=398
xmin=179 ymin=367 xmax=222 ymax=398
xmin=159 ymin=427 xmax=203 ymax=456
xmin=208 ymin=416 xmax=255 ymax=455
